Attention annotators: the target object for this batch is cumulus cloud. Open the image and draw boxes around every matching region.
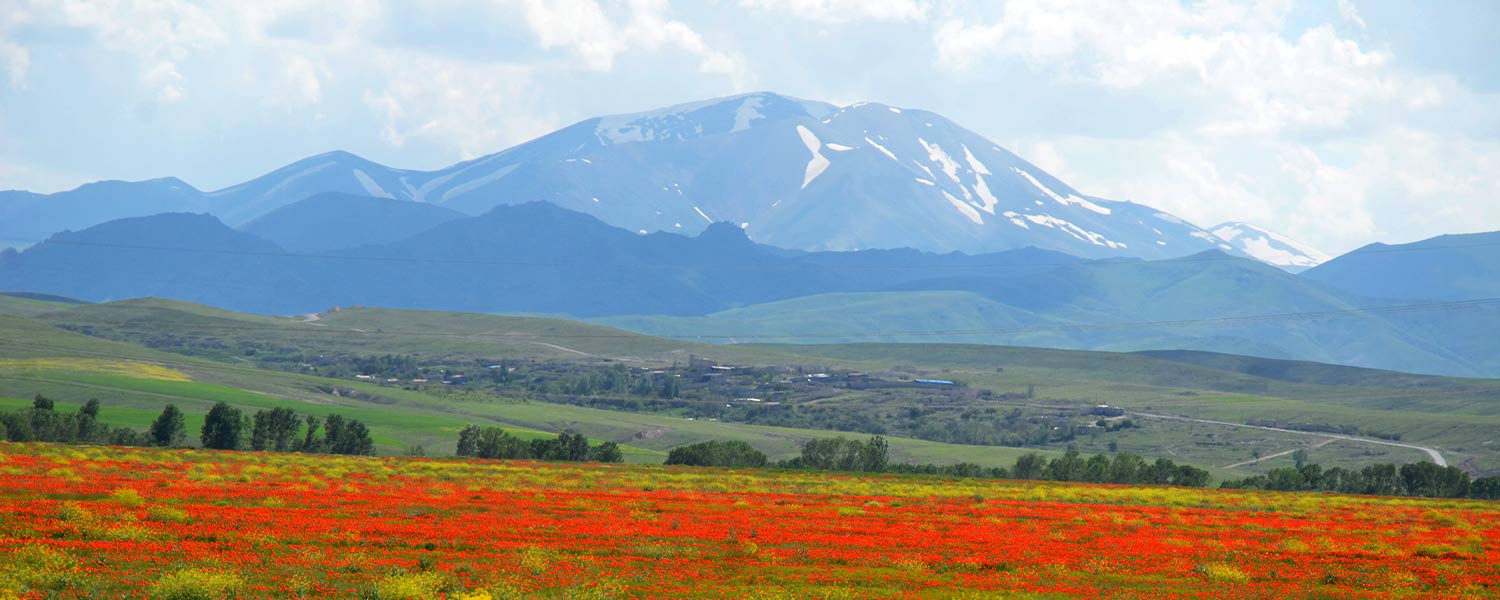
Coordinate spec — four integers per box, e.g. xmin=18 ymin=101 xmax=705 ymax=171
xmin=360 ymin=56 xmax=556 ymax=159
xmin=20 ymin=0 xmax=227 ymax=101
xmin=0 ymin=38 xmax=27 ymax=89
xmin=932 ymin=0 xmax=1433 ymax=136
xmin=1338 ymin=0 xmax=1368 ymax=32
xmin=738 ymin=0 xmax=929 ymax=23
xmin=520 ymin=0 xmax=748 ymax=87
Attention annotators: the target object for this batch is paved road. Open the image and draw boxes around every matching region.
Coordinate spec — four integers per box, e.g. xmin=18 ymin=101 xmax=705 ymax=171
xmin=1131 ymin=410 xmax=1447 ymax=467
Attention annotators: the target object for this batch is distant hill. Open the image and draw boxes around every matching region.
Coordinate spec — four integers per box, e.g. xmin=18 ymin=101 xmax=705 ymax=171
xmin=239 ymin=193 xmax=466 ymax=252
xmin=0 ymin=178 xmax=205 ymax=246
xmin=1302 ymin=231 xmax=1500 ymax=302
xmin=0 ymin=212 xmax=285 ymax=308
xmin=2 ymin=203 xmax=1494 ymax=376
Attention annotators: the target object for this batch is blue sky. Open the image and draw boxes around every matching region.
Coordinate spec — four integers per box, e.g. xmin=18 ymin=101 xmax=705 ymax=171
xmin=1 ymin=0 xmax=1496 ymax=254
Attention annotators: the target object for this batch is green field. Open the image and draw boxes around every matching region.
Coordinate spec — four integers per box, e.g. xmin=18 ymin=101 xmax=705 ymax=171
xmin=6 ymin=298 xmax=1499 ymax=477
xmin=0 ymin=313 xmax=1066 ymax=468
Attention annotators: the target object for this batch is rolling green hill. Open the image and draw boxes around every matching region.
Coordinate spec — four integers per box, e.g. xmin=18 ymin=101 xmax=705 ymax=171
xmin=8 ymin=299 xmax=1500 ymax=475
xmin=0 ymin=312 xmax=1061 ymax=468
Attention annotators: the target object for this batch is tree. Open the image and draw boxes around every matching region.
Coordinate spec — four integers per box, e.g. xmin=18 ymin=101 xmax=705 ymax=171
xmin=456 ymin=425 xmax=482 ymax=457
xmin=149 ymin=404 xmax=187 ymax=447
xmin=200 ymin=402 xmax=245 ymax=450
xmin=1108 ymin=452 xmax=1145 ymax=484
xmin=76 ymin=399 xmax=102 ymax=441
xmin=1292 ymin=448 xmax=1309 ymax=469
xmin=477 ymin=427 xmax=529 ymax=459
xmin=32 ymin=394 xmax=53 ymax=411
xmin=1012 ymin=453 xmax=1046 ymax=480
xmin=589 ymin=441 xmax=624 ymax=464
xmin=296 ymin=416 xmax=323 ymax=453
xmin=250 ymin=407 xmax=301 ymax=452
xmin=1046 ymin=448 xmax=1086 ymax=482
xmin=323 ymin=414 xmax=374 ymax=455
xmin=665 ymin=440 xmax=768 ymax=468
xmin=1174 ymin=465 xmax=1211 ymax=488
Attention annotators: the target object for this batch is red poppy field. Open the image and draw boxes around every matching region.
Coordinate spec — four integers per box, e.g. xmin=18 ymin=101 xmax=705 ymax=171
xmin=0 ymin=442 xmax=1496 ymax=599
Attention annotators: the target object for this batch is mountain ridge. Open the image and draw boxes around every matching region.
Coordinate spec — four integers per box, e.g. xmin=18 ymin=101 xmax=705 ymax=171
xmin=1 ymin=91 xmax=1304 ymax=268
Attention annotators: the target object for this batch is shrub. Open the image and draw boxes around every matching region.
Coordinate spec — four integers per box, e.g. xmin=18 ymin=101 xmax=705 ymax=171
xmin=110 ymin=488 xmax=146 ymax=508
xmin=1196 ymin=562 xmax=1249 ymax=583
xmin=147 ymin=569 xmax=243 ymax=600
xmin=372 ymin=571 xmax=450 ymax=600
xmin=1 ymin=545 xmax=79 ymax=590
xmin=147 ymin=506 xmax=194 ymax=524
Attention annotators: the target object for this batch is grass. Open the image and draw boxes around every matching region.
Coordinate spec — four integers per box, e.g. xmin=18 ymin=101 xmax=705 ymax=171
xmin=11 ymin=299 xmax=1500 ymax=474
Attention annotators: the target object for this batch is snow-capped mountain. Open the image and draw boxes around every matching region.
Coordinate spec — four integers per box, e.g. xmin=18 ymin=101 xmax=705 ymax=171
xmin=3 ymin=92 xmax=1248 ymax=261
xmin=1210 ymin=222 xmax=1330 ymax=271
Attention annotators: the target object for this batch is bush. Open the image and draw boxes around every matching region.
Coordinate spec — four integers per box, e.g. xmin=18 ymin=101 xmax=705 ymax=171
xmin=110 ymin=488 xmax=145 ymax=508
xmin=147 ymin=506 xmax=194 ymax=524
xmin=1 ymin=545 xmax=79 ymax=590
xmin=371 ymin=571 xmax=449 ymax=600
xmin=665 ymin=440 xmax=768 ymax=468
xmin=1196 ymin=562 xmax=1249 ymax=583
xmin=147 ymin=569 xmax=243 ymax=600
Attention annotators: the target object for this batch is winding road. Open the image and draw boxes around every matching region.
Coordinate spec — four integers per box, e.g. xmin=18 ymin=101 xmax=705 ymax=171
xmin=1130 ymin=410 xmax=1447 ymax=467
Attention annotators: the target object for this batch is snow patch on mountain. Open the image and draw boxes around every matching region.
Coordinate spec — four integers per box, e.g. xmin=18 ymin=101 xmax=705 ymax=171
xmin=1012 ymin=168 xmax=1112 ymax=215
xmin=1024 ymin=214 xmax=1123 ymax=248
xmin=919 ymin=138 xmax=963 ymax=186
xmin=796 ymin=125 xmax=831 ymax=189
xmin=731 ymin=96 xmax=765 ymax=133
xmin=944 ymin=191 xmax=984 ymax=225
xmin=440 ymin=164 xmax=518 ymax=203
xmin=1212 ymin=222 xmax=1330 ymax=269
xmin=353 ymin=169 xmax=394 ymax=200
xmin=865 ymin=137 xmax=897 ymax=161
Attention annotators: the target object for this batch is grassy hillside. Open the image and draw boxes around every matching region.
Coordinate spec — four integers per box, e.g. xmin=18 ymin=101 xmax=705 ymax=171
xmin=12 ymin=299 xmax=1500 ymax=474
xmin=0 ymin=292 xmax=81 ymax=317
xmin=0 ymin=313 xmax=1060 ymax=468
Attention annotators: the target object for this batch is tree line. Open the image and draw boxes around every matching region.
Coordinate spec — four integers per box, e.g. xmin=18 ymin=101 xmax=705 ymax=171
xmin=664 ymin=436 xmax=1213 ymax=488
xmin=455 ymin=425 xmax=623 ymax=463
xmin=1221 ymin=459 xmax=1500 ymax=500
xmin=1 ymin=395 xmax=375 ymax=456
xmin=0 ymin=395 xmax=152 ymax=446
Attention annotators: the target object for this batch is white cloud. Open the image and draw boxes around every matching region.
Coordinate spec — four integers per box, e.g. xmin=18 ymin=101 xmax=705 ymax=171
xmin=1337 ymin=0 xmax=1367 ymax=32
xmin=0 ymin=38 xmax=27 ymax=89
xmin=22 ymin=0 xmax=227 ymax=101
xmin=279 ymin=54 xmax=323 ymax=106
xmin=361 ymin=55 xmax=556 ymax=159
xmin=520 ymin=0 xmax=748 ymax=86
xmin=1011 ymin=127 xmax=1500 ymax=254
xmin=933 ymin=0 xmax=1433 ymax=136
xmin=738 ymin=0 xmax=929 ymax=23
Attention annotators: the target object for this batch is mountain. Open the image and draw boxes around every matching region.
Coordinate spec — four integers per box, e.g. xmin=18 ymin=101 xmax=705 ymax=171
xmin=0 ymin=212 xmax=286 ymax=308
xmin=403 ymin=92 xmax=1234 ymax=259
xmin=1302 ymin=231 xmax=1500 ymax=302
xmin=0 ymin=178 xmax=206 ymax=249
xmin=239 ymin=193 xmax=466 ymax=253
xmin=2 ymin=92 xmax=1249 ymax=263
xmin=1 ymin=204 xmax=1492 ymax=376
xmin=1210 ymin=222 xmax=1329 ymax=272
xmin=205 ymin=151 xmax=421 ymax=225
xmin=604 ymin=250 xmax=1491 ymax=377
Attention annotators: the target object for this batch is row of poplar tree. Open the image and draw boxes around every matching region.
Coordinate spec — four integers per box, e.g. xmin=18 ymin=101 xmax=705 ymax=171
xmin=152 ymin=401 xmax=375 ymax=455
xmin=0 ymin=395 xmax=374 ymax=456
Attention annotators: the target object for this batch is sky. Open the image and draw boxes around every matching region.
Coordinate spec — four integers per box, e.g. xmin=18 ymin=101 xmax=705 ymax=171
xmin=0 ymin=0 xmax=1496 ymax=255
